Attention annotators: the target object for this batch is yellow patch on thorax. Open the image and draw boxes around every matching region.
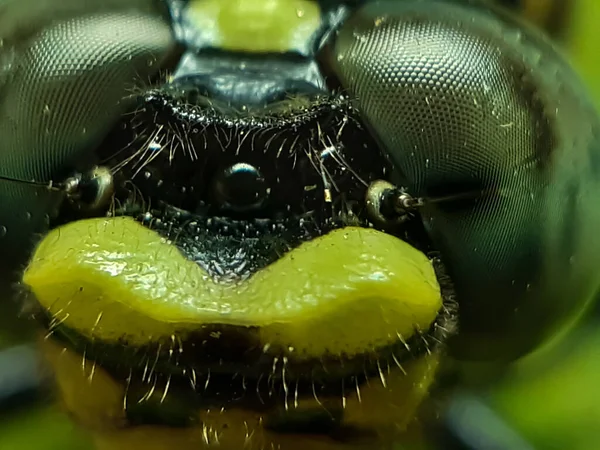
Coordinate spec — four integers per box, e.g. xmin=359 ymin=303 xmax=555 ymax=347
xmin=187 ymin=0 xmax=322 ymax=53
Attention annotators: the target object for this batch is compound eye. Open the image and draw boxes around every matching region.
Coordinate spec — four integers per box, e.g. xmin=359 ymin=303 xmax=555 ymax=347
xmin=0 ymin=0 xmax=177 ymax=264
xmin=328 ymin=1 xmax=600 ymax=361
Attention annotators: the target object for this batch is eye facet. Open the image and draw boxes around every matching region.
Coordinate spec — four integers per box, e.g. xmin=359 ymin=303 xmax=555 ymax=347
xmin=329 ymin=0 xmax=600 ymax=361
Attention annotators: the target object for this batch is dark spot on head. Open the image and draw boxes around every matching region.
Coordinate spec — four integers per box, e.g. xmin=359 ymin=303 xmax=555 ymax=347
xmin=213 ymin=162 xmax=269 ymax=212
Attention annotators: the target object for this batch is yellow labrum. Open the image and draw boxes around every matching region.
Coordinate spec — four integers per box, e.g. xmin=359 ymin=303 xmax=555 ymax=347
xmin=24 ymin=217 xmax=442 ymax=357
xmin=187 ymin=0 xmax=321 ymax=53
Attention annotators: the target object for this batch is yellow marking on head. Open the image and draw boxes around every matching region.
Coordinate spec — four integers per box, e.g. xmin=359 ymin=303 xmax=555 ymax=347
xmin=25 ymin=217 xmax=442 ymax=359
xmin=187 ymin=0 xmax=321 ymax=53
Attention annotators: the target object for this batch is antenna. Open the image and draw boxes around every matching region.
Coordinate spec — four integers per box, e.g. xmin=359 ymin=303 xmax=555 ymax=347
xmin=389 ymin=188 xmax=484 ymax=216
xmin=0 ymin=174 xmax=64 ymax=192
xmin=419 ymin=190 xmax=484 ymax=205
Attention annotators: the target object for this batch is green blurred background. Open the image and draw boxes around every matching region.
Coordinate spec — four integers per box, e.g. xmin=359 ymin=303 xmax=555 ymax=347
xmin=1 ymin=0 xmax=599 ymax=449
